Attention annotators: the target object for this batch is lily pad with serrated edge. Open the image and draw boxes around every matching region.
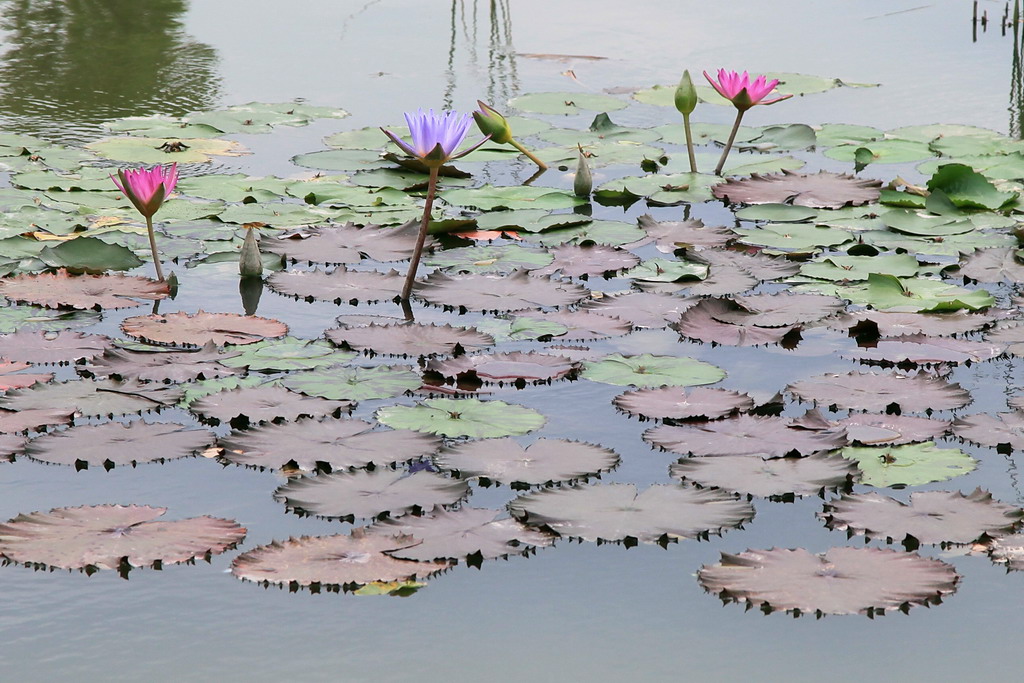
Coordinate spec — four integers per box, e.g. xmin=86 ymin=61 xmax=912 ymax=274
xmin=828 ymin=309 xmax=1004 ymax=337
xmin=698 ymin=546 xmax=958 ymax=617
xmin=958 ymin=248 xmax=1024 ymax=283
xmin=326 ymin=322 xmax=494 ymax=358
xmin=187 ymin=384 xmax=352 ymax=427
xmin=370 ymin=507 xmax=554 ymax=562
xmin=509 ymin=483 xmax=754 ymax=545
xmin=0 ymin=504 xmax=246 ymax=572
xmin=471 ymin=316 xmax=569 ymax=343
xmin=25 ymin=421 xmax=213 ymax=469
xmin=634 ymin=215 xmax=736 ymax=253
xmin=268 ymin=268 xmax=405 ymax=304
xmin=838 ymin=413 xmax=951 ymax=446
xmin=121 ymin=311 xmax=288 ymax=347
xmin=275 ymin=469 xmax=469 ymax=521
xmin=218 ymin=337 xmax=355 ymax=371
xmin=82 ymin=341 xmax=242 ymax=382
xmin=281 ymin=365 xmax=422 ymax=402
xmin=844 ymin=273 xmax=995 ymax=314
xmin=218 ymin=417 xmax=441 ymax=472
xmin=644 ymin=414 xmax=846 ymax=458
xmin=533 ymin=219 xmax=646 ymax=247
xmin=841 ymin=441 xmax=976 ymax=487
xmin=423 ymin=244 xmax=553 ymax=274
xmin=953 ymin=412 xmax=1024 ymax=451
xmin=441 ymin=184 xmax=585 ymax=211
xmin=513 ymin=310 xmax=632 ymax=342
xmin=263 ymin=221 xmax=430 ymax=264
xmin=713 ymin=170 xmax=881 ymax=209
xmin=0 ymin=330 xmax=110 ymax=364
xmin=736 ymin=223 xmax=852 ymax=252
xmin=414 ymin=270 xmax=588 ymax=312
xmin=672 ymin=300 xmax=796 ymax=347
xmin=426 ymin=351 xmax=577 ymax=385
xmin=671 ymin=452 xmax=858 ymax=498
xmin=822 ymin=490 xmax=1023 ymax=546
xmin=843 ymin=334 xmax=1004 ymax=366
xmin=623 ymin=258 xmax=709 ymax=283
xmin=798 ymin=253 xmax=922 ymax=282
xmin=531 ymin=243 xmax=640 ymax=278
xmin=581 ymin=291 xmax=697 ymax=329
xmin=0 ymin=361 xmax=51 ymax=391
xmin=0 ymin=305 xmax=101 ymax=334
xmin=787 ymin=371 xmax=971 ymax=412
xmin=0 ymin=408 xmax=74 ymax=434
xmin=0 ymin=269 xmax=168 ymax=310
xmin=434 ymin=437 xmax=618 ymax=486
xmin=582 ymin=353 xmax=725 ymax=388
xmin=376 ymin=398 xmax=545 ymax=438
xmin=0 ymin=378 xmax=182 ymax=417
xmin=230 ymin=529 xmax=448 ymax=589
xmin=613 ymin=386 xmax=754 ymax=421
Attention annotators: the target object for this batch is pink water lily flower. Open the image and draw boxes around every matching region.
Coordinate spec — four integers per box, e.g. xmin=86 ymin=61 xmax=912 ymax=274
xmin=703 ymin=69 xmax=792 ymax=111
xmin=112 ymin=163 xmax=178 ymax=219
xmin=381 ymin=109 xmax=489 ymax=167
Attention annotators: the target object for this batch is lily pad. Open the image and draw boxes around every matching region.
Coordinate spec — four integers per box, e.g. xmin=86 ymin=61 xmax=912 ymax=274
xmin=581 ymin=291 xmax=697 ymax=329
xmin=953 ymin=412 xmax=1024 ymax=451
xmin=0 ymin=329 xmax=110 ymax=364
xmin=414 ymin=271 xmax=588 ymax=312
xmin=613 ymin=386 xmax=754 ymax=421
xmin=427 ymin=352 xmax=577 ymax=384
xmin=712 ymin=171 xmax=881 ymax=209
xmin=0 ymin=269 xmax=168 ymax=310
xmin=644 ymin=414 xmax=847 ymax=458
xmin=86 ymin=136 xmax=248 ymax=164
xmin=281 ymin=365 xmax=422 ymax=402
xmin=326 ymin=322 xmax=494 ymax=357
xmin=263 ymin=221 xmax=429 ymax=264
xmin=838 ymin=413 xmax=950 ymax=446
xmin=376 ymin=398 xmax=545 ymax=438
xmin=582 ymin=353 xmax=725 ymax=388
xmin=25 ymin=421 xmax=212 ymax=469
xmin=83 ymin=342 xmax=241 ymax=382
xmin=841 ymin=442 xmax=976 ymax=487
xmin=670 ymin=452 xmax=858 ymax=498
xmin=188 ymin=385 xmax=352 ymax=426
xmin=508 ymin=92 xmax=628 ymax=115
xmin=218 ymin=337 xmax=356 ymax=371
xmin=788 ymin=371 xmax=971 ymax=412
xmin=434 ymin=437 xmax=619 ymax=486
xmin=0 ymin=378 xmax=182 ymax=417
xmin=121 ymin=311 xmax=288 ymax=347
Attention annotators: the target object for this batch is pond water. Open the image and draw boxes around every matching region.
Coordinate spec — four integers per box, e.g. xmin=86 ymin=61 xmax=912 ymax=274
xmin=2 ymin=1 xmax=1024 ymax=681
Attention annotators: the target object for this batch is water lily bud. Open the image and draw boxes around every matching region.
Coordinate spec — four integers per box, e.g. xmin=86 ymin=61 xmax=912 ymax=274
xmin=473 ymin=100 xmax=513 ymax=145
xmin=239 ymin=227 xmax=263 ymax=278
xmin=574 ymin=145 xmax=592 ymax=197
xmin=675 ymin=70 xmax=698 ymax=116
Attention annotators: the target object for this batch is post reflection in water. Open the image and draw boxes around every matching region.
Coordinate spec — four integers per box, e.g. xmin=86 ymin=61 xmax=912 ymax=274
xmin=443 ymin=0 xmax=518 ymax=112
xmin=0 ymin=0 xmax=221 ymax=142
xmin=1012 ymin=1 xmax=1024 ymax=137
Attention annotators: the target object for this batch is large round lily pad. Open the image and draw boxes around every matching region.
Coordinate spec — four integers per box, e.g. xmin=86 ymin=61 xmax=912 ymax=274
xmin=698 ymin=547 xmax=959 ymax=617
xmin=414 ymin=271 xmax=589 ymax=312
xmin=0 ymin=378 xmax=183 ymax=417
xmin=0 ymin=269 xmax=168 ymax=310
xmin=582 ymin=353 xmax=725 ymax=388
xmin=263 ymin=221 xmax=429 ymax=264
xmin=188 ymin=385 xmax=352 ymax=426
xmin=326 ymin=322 xmax=494 ymax=357
xmin=581 ymin=291 xmax=698 ymax=329
xmin=121 ymin=311 xmax=288 ymax=347
xmin=0 ymin=504 xmax=246 ymax=571
xmin=426 ymin=351 xmax=578 ymax=384
xmin=434 ymin=437 xmax=619 ymax=486
xmin=614 ymin=386 xmax=754 ymax=421
xmin=268 ymin=267 xmax=405 ymax=304
xmin=644 ymin=415 xmax=847 ymax=458
xmin=712 ymin=170 xmax=881 ymax=208
xmin=788 ymin=371 xmax=971 ymax=412
xmin=509 ymin=483 xmax=754 ymax=544
xmin=670 ymin=452 xmax=858 ymax=498
xmin=0 ymin=330 xmax=110 ymax=364
xmin=281 ymin=365 xmax=422 ymax=402
xmin=25 ymin=421 xmax=213 ymax=469
xmin=953 ymin=412 xmax=1024 ymax=451
xmin=376 ymin=398 xmax=545 ymax=438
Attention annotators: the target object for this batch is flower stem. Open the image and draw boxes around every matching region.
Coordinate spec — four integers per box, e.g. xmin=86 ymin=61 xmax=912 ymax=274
xmin=510 ymin=138 xmax=548 ymax=170
xmin=714 ymin=110 xmax=746 ymax=176
xmin=683 ymin=112 xmax=697 ymax=174
xmin=145 ymin=215 xmax=165 ymax=282
xmin=401 ymin=166 xmax=439 ymax=301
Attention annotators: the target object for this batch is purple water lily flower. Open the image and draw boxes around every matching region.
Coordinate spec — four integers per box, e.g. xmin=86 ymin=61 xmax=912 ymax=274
xmin=381 ymin=109 xmax=488 ymax=167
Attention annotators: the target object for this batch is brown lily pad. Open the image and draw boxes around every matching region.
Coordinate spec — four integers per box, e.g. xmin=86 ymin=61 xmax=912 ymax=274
xmin=0 ymin=361 xmax=53 ymax=391
xmin=0 ymin=330 xmax=111 ymax=364
xmin=822 ymin=489 xmax=1024 ymax=546
xmin=84 ymin=341 xmax=243 ymax=382
xmin=230 ymin=528 xmax=449 ymax=589
xmin=218 ymin=417 xmax=441 ymax=472
xmin=274 ymin=469 xmax=470 ymax=521
xmin=0 ymin=433 xmax=26 ymax=459
xmin=698 ymin=547 xmax=959 ymax=617
xmin=25 ymin=421 xmax=213 ymax=469
xmin=427 ymin=351 xmax=578 ymax=384
xmin=712 ymin=170 xmax=882 ymax=208
xmin=613 ymin=386 xmax=755 ymax=421
xmin=787 ymin=371 xmax=971 ymax=412
xmin=0 ymin=378 xmax=183 ymax=417
xmin=513 ymin=309 xmax=632 ymax=341
xmin=188 ymin=384 xmax=352 ymax=426
xmin=959 ymin=247 xmax=1024 ymax=283
xmin=674 ymin=299 xmax=796 ymax=346
xmin=434 ymin=437 xmax=619 ymax=486
xmin=508 ymin=483 xmax=755 ymax=544
xmin=263 ymin=220 xmax=432 ymax=264
xmin=0 ymin=407 xmax=74 ymax=433
xmin=414 ymin=270 xmax=589 ymax=312
xmin=581 ymin=291 xmax=698 ymax=328
xmin=0 ymin=504 xmax=246 ymax=571
xmin=636 ymin=214 xmax=736 ymax=252
xmin=0 ymin=269 xmax=168 ymax=310
xmin=370 ymin=507 xmax=554 ymax=562
xmin=121 ymin=311 xmax=288 ymax=347
xmin=830 ymin=309 xmax=1004 ymax=338
xmin=644 ymin=414 xmax=847 ymax=458
xmin=844 ymin=334 xmax=1005 ymax=365
xmin=838 ymin=413 xmax=951 ymax=445
xmin=670 ymin=452 xmax=858 ymax=498
xmin=326 ymin=322 xmax=494 ymax=357
xmin=268 ymin=267 xmax=405 ymax=304
xmin=532 ymin=243 xmax=640 ymax=277
xmin=953 ymin=411 xmax=1024 ymax=451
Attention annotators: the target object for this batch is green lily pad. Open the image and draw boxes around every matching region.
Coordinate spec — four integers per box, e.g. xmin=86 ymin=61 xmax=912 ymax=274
xmin=533 ymin=141 xmax=666 ymax=168
xmin=85 ymin=137 xmax=248 ymax=164
xmin=595 ymin=173 xmax=719 ymax=205
xmin=881 ymin=210 xmax=976 ymax=237
xmin=440 ymin=185 xmax=584 ymax=211
xmin=376 ymin=398 xmax=546 ymax=438
xmin=815 ymin=124 xmax=884 ymax=147
xmin=917 ymin=152 xmax=1024 ymax=180
xmin=424 ymin=245 xmax=553 ymax=274
xmin=282 ymin=365 xmax=422 ymax=402
xmin=216 ymin=202 xmax=338 ymax=227
xmin=532 ymin=219 xmax=645 ymax=247
xmin=103 ymin=115 xmax=224 ymax=138
xmin=653 ymin=122 xmax=763 ymax=146
xmin=736 ymin=223 xmax=852 ymax=251
xmin=473 ymin=315 xmax=569 ymax=342
xmin=220 ymin=337 xmax=356 ymax=371
xmin=178 ymin=375 xmax=271 ymax=408
xmin=926 ymin=163 xmax=1019 ymax=210
xmin=175 ymin=174 xmax=291 ymax=203
xmin=156 ymin=199 xmax=226 ymax=222
xmin=38 ymin=237 xmax=144 ymax=273
xmin=889 ymin=123 xmax=1005 ymax=143
xmin=798 ymin=253 xmax=921 ymax=282
xmin=841 ymin=442 xmax=976 ymax=487
xmin=537 ymin=115 xmax=662 ymax=146
xmin=734 ymin=124 xmax=816 ymax=152
xmin=508 ymin=92 xmax=628 ymax=115
xmin=841 ymin=273 xmax=995 ymax=312
xmin=0 ymin=305 xmax=100 ymax=334
xmin=825 ymin=139 xmax=935 ymax=164
xmin=291 ymin=148 xmax=391 ymax=172
xmin=735 ymin=204 xmax=818 ymax=222
xmin=12 ymin=167 xmax=115 ymax=192
xmin=188 ymin=101 xmax=348 ymax=134
xmin=473 ymin=210 xmax=590 ymax=233
xmin=661 ymin=152 xmax=805 ymax=176
xmin=623 ymin=258 xmax=709 ymax=282
xmin=581 ymin=353 xmax=725 ymax=388
xmin=859 ymin=229 xmax=1013 ymax=257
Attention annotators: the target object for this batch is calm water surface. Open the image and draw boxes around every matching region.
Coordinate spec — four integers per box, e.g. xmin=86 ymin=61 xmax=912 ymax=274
xmin=1 ymin=2 xmax=1023 ymax=681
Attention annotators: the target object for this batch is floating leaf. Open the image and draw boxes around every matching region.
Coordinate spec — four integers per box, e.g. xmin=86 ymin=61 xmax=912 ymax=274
xmin=825 ymin=139 xmax=935 ymax=164
xmin=0 ymin=269 xmax=167 ymax=310
xmin=799 ymin=253 xmax=921 ymax=282
xmin=843 ymin=334 xmax=1004 ymax=365
xmin=0 ymin=378 xmax=182 ymax=417
xmin=188 ymin=385 xmax=352 ymax=426
xmin=0 ymin=505 xmax=245 ymax=571
xmin=959 ymin=248 xmax=1024 ymax=283
xmin=440 ymin=184 xmax=584 ymax=211
xmin=509 ymin=483 xmax=754 ymax=544
xmin=953 ymin=412 xmax=1024 ymax=451
xmin=822 ymin=490 xmax=1023 ymax=546
xmin=376 ymin=398 xmax=545 ymax=438
xmin=839 ymin=413 xmax=950 ymax=445
xmin=218 ymin=336 xmax=355 ymax=371
xmin=86 ymin=136 xmax=248 ymax=163
xmin=268 ymin=267 xmax=404 ymax=304
xmin=513 ymin=310 xmax=631 ymax=341
xmin=582 ymin=353 xmax=725 ymax=388
xmin=841 ymin=442 xmax=976 ymax=487
xmin=509 ymin=92 xmax=628 ymax=115
xmin=263 ymin=221 xmax=429 ymax=264
xmin=275 ymin=469 xmax=469 ymax=520
xmin=581 ymin=291 xmax=697 ymax=329
xmin=735 ymin=223 xmax=851 ymax=252
xmin=673 ymin=300 xmax=796 ymax=347
xmin=531 ymin=243 xmax=639 ymax=277
xmin=218 ymin=418 xmax=440 ymax=472
xmin=644 ymin=414 xmax=846 ymax=457
xmin=370 ymin=508 xmax=553 ymax=562
xmin=423 ymin=244 xmax=553 ymax=274
xmin=415 ymin=271 xmax=588 ymax=312
xmin=712 ymin=171 xmax=881 ymax=208
xmin=434 ymin=437 xmax=619 ymax=485
xmin=25 ymin=421 xmax=212 ymax=469
xmin=830 ymin=309 xmax=1002 ymax=337
xmin=788 ymin=371 xmax=971 ymax=412
xmin=230 ymin=529 xmax=448 ymax=588
xmin=0 ymin=408 xmax=74 ymax=434
xmin=82 ymin=341 xmax=241 ymax=382
xmin=326 ymin=322 xmax=493 ymax=357
xmin=670 ymin=452 xmax=858 ymax=498
xmin=613 ymin=386 xmax=754 ymax=420
xmin=121 ymin=311 xmax=288 ymax=347
xmin=635 ymin=215 xmax=736 ymax=252
xmin=926 ymin=163 xmax=1019 ymax=210
xmin=38 ymin=237 xmax=144 ymax=273
xmin=281 ymin=365 xmax=422 ymax=402
xmin=624 ymin=258 xmax=709 ymax=283
xmin=698 ymin=547 xmax=958 ymax=617
xmin=0 ymin=329 xmax=110 ymax=364
xmin=427 ymin=352 xmax=577 ymax=384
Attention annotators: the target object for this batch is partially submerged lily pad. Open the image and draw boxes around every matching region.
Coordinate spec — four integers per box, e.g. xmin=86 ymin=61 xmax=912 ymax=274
xmin=0 ymin=504 xmax=245 ymax=571
xmin=434 ymin=437 xmax=619 ymax=486
xmin=698 ymin=547 xmax=959 ymax=617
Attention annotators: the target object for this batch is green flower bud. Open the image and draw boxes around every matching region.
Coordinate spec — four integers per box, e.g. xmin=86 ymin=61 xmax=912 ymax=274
xmin=574 ymin=145 xmax=593 ymax=197
xmin=239 ymin=226 xmax=263 ymax=278
xmin=675 ymin=70 xmax=698 ymax=116
xmin=473 ymin=100 xmax=513 ymax=145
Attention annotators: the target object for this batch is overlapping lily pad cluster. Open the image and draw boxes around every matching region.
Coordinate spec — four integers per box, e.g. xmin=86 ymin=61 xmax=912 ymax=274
xmin=1 ymin=77 xmax=1024 ymax=611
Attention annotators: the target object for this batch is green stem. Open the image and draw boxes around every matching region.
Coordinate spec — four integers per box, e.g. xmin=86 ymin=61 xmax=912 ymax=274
xmin=145 ymin=215 xmax=165 ymax=282
xmin=510 ymin=138 xmax=548 ymax=170
xmin=714 ymin=109 xmax=746 ymax=176
xmin=683 ymin=112 xmax=697 ymax=174
xmin=401 ymin=166 xmax=439 ymax=301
